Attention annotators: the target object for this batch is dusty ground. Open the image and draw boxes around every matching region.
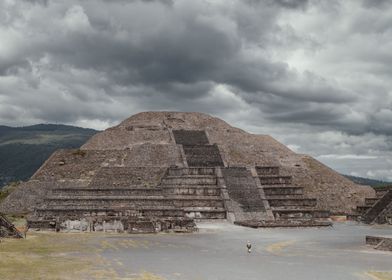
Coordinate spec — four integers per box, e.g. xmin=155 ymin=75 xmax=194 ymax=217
xmin=0 ymin=221 xmax=391 ymax=280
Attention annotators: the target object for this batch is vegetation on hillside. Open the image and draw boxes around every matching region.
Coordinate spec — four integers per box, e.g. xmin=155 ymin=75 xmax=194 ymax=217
xmin=343 ymin=175 xmax=391 ymax=187
xmin=0 ymin=124 xmax=97 ymax=188
xmin=0 ymin=182 xmax=21 ymax=203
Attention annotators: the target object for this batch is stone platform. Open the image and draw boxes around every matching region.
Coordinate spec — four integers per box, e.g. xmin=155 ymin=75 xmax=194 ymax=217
xmin=366 ymin=235 xmax=392 ymax=251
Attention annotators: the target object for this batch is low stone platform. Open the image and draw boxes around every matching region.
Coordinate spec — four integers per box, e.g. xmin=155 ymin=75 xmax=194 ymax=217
xmin=28 ymin=215 xmax=196 ymax=234
xmin=234 ymin=219 xmax=332 ymax=228
xmin=366 ymin=235 xmax=392 ymax=251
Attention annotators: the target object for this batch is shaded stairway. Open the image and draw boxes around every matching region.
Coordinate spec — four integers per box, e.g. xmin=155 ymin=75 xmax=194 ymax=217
xmin=173 ymin=130 xmax=225 ymax=167
xmin=221 ymin=167 xmax=268 ymax=221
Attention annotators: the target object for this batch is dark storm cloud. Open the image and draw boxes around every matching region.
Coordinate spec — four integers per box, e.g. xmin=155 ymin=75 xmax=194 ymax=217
xmin=0 ymin=0 xmax=391 ymax=179
xmin=362 ymin=0 xmax=392 ymax=8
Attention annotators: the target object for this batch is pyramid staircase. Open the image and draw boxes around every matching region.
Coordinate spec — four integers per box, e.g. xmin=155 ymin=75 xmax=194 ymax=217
xmin=172 ymin=130 xmax=225 ymax=167
xmin=221 ymin=167 xmax=268 ymax=221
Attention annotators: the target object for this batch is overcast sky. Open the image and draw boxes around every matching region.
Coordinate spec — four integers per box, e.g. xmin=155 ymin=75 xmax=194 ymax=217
xmin=1 ymin=0 xmax=391 ymax=180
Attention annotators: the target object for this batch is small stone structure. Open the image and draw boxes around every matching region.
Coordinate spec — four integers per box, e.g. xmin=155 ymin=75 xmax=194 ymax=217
xmin=353 ymin=186 xmax=392 ymax=224
xmin=0 ymin=112 xmax=375 ymax=231
xmin=366 ymin=235 xmax=392 ymax=251
xmin=0 ymin=213 xmax=23 ymax=238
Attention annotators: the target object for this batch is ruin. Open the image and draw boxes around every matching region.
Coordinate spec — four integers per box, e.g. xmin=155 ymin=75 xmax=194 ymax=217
xmin=0 ymin=112 xmax=376 ymax=232
xmin=0 ymin=213 xmax=23 ymax=238
xmin=366 ymin=235 xmax=392 ymax=252
xmin=353 ymin=186 xmax=392 ymax=225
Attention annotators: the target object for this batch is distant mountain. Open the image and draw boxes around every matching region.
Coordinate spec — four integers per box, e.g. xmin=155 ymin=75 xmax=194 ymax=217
xmin=343 ymin=175 xmax=391 ymax=187
xmin=0 ymin=124 xmax=98 ymax=188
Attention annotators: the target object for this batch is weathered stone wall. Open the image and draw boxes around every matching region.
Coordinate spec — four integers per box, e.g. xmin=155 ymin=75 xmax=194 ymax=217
xmin=279 ymin=155 xmax=375 ymax=214
xmin=32 ymin=149 xmax=124 ymax=181
xmin=122 ymin=144 xmax=183 ymax=167
xmin=89 ymin=167 xmax=167 ymax=188
xmin=0 ymin=181 xmax=52 ymax=214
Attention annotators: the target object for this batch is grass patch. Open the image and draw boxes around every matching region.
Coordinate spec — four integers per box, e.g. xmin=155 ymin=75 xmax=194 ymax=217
xmin=0 ymin=232 xmax=95 ymax=280
xmin=367 ymin=271 xmax=392 ymax=280
xmin=72 ymin=149 xmax=87 ymax=157
xmin=0 ymin=182 xmax=20 ymax=203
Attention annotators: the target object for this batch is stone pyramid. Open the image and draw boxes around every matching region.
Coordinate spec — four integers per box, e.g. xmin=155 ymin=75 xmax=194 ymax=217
xmin=0 ymin=112 xmax=374 ymax=232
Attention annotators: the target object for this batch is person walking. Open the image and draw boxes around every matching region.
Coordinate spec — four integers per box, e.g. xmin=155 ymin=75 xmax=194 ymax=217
xmin=246 ymin=241 xmax=252 ymax=253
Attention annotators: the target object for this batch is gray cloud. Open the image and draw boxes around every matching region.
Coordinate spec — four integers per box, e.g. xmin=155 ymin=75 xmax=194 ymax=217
xmin=0 ymin=0 xmax=391 ymax=180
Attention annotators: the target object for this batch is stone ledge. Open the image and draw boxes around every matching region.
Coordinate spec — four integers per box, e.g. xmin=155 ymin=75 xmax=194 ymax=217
xmin=366 ymin=235 xmax=392 ymax=251
xmin=234 ymin=219 xmax=332 ymax=228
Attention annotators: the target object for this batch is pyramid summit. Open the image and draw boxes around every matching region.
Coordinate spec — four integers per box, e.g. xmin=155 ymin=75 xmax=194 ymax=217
xmin=0 ymin=111 xmax=375 ymax=231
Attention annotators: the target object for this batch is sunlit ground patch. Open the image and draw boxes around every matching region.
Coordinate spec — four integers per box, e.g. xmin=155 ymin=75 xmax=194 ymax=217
xmin=265 ymin=240 xmax=296 ymax=256
xmin=367 ymin=271 xmax=392 ymax=280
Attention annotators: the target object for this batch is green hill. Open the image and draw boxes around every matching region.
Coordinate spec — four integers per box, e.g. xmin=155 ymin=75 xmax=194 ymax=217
xmin=0 ymin=124 xmax=98 ymax=188
xmin=343 ymin=175 xmax=391 ymax=187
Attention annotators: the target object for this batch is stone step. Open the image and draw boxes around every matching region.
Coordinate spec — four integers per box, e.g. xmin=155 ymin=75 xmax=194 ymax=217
xmin=167 ymin=167 xmax=215 ymax=176
xmin=36 ymin=206 xmax=185 ymax=218
xmin=272 ymin=209 xmax=330 ymax=220
xmin=267 ymin=198 xmax=317 ymax=207
xmin=356 ymin=205 xmax=371 ymax=214
xmin=182 ymin=144 xmax=225 ymax=167
xmin=258 ymin=176 xmax=292 ymax=185
xmin=365 ymin=198 xmax=379 ymax=206
xmin=161 ymin=176 xmax=217 ymax=185
xmin=271 ymin=205 xmax=318 ymax=210
xmin=265 ymin=194 xmax=304 ymax=199
xmin=46 ymin=195 xmax=223 ymax=200
xmin=255 ymin=166 xmax=280 ymax=176
xmin=172 ymin=130 xmax=210 ymax=145
xmin=45 ymin=197 xmax=224 ymax=208
xmin=183 ymin=207 xmax=226 ymax=212
xmin=235 ymin=219 xmax=332 ymax=228
xmin=183 ymin=207 xmax=227 ymax=219
xmin=263 ymin=186 xmax=303 ymax=196
xmin=163 ymin=186 xmax=221 ymax=196
xmin=222 ymin=167 xmax=266 ymax=217
xmin=52 ymin=188 xmax=163 ymax=196
xmin=37 ymin=205 xmax=180 ymax=211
